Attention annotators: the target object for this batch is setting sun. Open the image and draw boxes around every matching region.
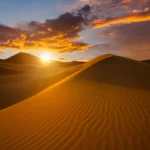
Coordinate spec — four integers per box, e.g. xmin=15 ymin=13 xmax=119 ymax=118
xmin=40 ymin=53 xmax=52 ymax=62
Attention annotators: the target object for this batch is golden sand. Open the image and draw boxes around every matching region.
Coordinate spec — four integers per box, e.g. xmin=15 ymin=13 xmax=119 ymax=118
xmin=0 ymin=55 xmax=150 ymax=150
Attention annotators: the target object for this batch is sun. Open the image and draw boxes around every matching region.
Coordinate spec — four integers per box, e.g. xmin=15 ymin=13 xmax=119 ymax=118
xmin=40 ymin=53 xmax=52 ymax=62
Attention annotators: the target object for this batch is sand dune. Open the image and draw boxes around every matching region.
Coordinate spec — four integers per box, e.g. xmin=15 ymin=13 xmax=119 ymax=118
xmin=0 ymin=55 xmax=150 ymax=150
xmin=141 ymin=59 xmax=150 ymax=64
xmin=48 ymin=60 xmax=85 ymax=68
xmin=5 ymin=52 xmax=41 ymax=64
xmin=83 ymin=55 xmax=150 ymax=90
xmin=0 ymin=56 xmax=42 ymax=75
xmin=3 ymin=52 xmax=84 ymax=67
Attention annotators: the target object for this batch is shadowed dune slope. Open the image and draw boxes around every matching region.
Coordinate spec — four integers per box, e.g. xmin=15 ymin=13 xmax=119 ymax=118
xmin=0 ymin=65 xmax=24 ymax=74
xmin=0 ymin=63 xmax=41 ymax=74
xmin=82 ymin=55 xmax=150 ymax=90
xmin=0 ymin=64 xmax=82 ymax=110
xmin=141 ymin=59 xmax=150 ymax=64
xmin=0 ymin=55 xmax=150 ymax=150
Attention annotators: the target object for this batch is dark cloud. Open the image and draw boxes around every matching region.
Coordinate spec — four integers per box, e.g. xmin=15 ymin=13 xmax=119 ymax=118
xmin=112 ymin=0 xmax=121 ymax=4
xmin=0 ymin=24 xmax=21 ymax=41
xmin=0 ymin=5 xmax=92 ymax=52
xmin=81 ymin=5 xmax=91 ymax=12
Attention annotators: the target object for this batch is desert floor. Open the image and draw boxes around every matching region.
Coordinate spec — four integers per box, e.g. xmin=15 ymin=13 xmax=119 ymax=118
xmin=0 ymin=54 xmax=150 ymax=150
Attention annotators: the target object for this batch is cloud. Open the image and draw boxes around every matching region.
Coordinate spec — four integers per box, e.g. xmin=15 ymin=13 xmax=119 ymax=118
xmin=0 ymin=24 xmax=21 ymax=41
xmin=90 ymin=0 xmax=150 ymax=20
xmin=0 ymin=51 xmax=4 ymax=54
xmin=0 ymin=5 xmax=92 ymax=53
xmin=93 ymin=11 xmax=150 ymax=28
xmin=58 ymin=0 xmax=91 ymax=13
xmin=101 ymin=21 xmax=150 ymax=46
xmin=94 ymin=20 xmax=150 ymax=60
xmin=0 ymin=0 xmax=150 ymax=60
xmin=83 ymin=0 xmax=150 ymax=60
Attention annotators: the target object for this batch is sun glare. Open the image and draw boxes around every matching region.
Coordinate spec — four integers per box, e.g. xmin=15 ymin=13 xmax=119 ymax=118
xmin=40 ymin=53 xmax=51 ymax=62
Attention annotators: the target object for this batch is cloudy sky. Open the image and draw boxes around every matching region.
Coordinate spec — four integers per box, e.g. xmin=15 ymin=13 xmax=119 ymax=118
xmin=0 ymin=0 xmax=150 ymax=61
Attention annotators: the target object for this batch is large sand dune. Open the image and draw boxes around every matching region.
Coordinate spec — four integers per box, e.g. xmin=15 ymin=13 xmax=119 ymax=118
xmin=0 ymin=55 xmax=150 ymax=150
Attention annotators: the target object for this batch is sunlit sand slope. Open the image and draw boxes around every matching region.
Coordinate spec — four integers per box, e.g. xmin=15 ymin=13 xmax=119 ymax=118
xmin=0 ymin=55 xmax=150 ymax=150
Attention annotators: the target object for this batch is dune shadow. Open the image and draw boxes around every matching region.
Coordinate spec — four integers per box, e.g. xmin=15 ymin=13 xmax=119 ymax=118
xmin=73 ymin=56 xmax=150 ymax=90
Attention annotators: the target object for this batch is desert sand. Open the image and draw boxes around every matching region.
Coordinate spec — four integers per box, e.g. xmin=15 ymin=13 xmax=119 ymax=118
xmin=0 ymin=54 xmax=150 ymax=150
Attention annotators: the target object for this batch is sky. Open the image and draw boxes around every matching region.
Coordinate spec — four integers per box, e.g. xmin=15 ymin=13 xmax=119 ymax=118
xmin=0 ymin=0 xmax=150 ymax=61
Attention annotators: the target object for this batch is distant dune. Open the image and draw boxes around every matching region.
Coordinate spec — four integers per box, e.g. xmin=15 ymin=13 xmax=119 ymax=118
xmin=0 ymin=52 xmax=42 ymax=75
xmin=4 ymin=52 xmax=41 ymax=64
xmin=47 ymin=60 xmax=85 ymax=68
xmin=0 ymin=53 xmax=84 ymax=75
xmin=141 ymin=59 xmax=150 ymax=64
xmin=3 ymin=52 xmax=85 ymax=66
xmin=0 ymin=54 xmax=150 ymax=150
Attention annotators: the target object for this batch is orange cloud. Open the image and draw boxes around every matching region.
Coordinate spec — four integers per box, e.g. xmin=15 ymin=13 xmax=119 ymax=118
xmin=0 ymin=51 xmax=4 ymax=54
xmin=122 ymin=0 xmax=133 ymax=3
xmin=1 ymin=31 xmax=91 ymax=53
xmin=109 ymin=32 xmax=115 ymax=35
xmin=0 ymin=6 xmax=92 ymax=53
xmin=144 ymin=7 xmax=149 ymax=12
xmin=47 ymin=28 xmax=52 ymax=31
xmin=93 ymin=11 xmax=150 ymax=28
